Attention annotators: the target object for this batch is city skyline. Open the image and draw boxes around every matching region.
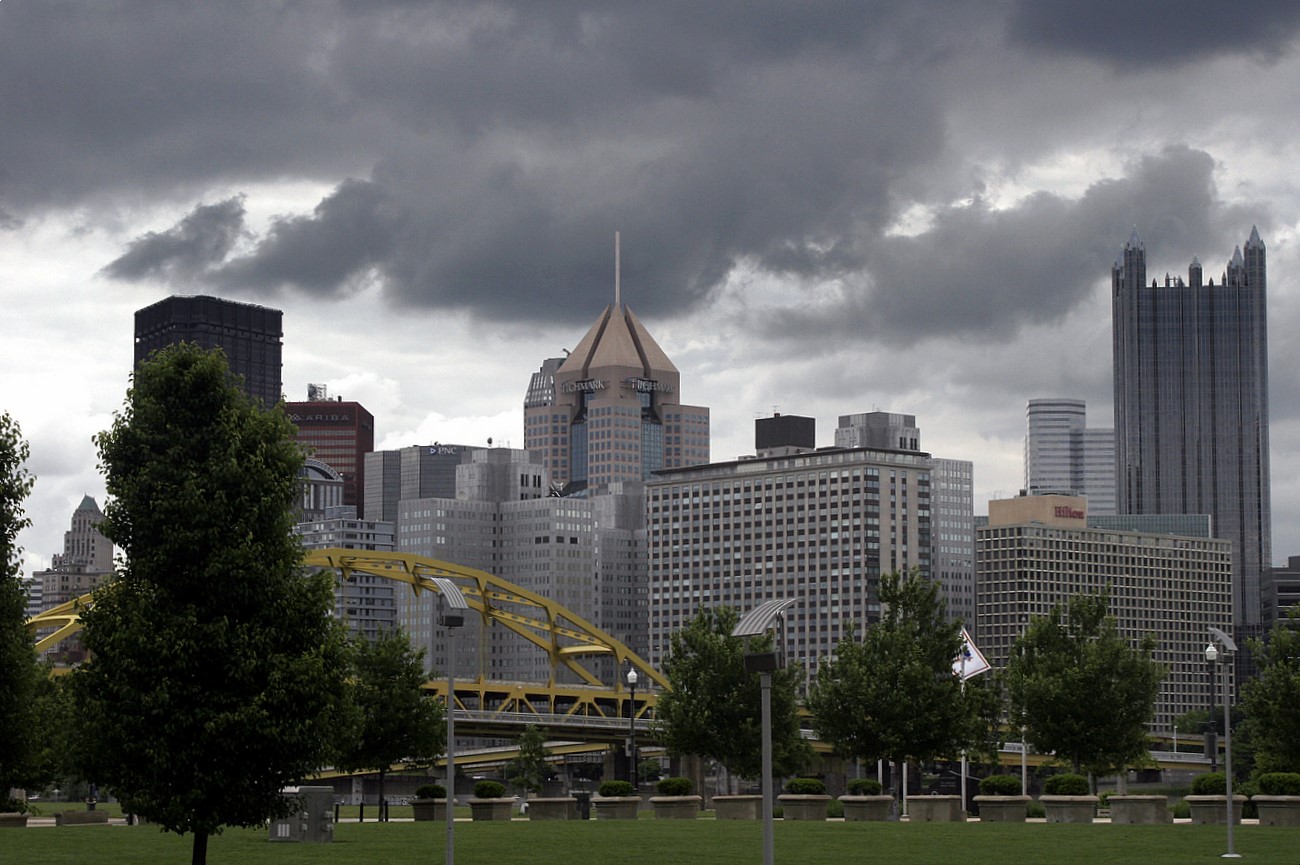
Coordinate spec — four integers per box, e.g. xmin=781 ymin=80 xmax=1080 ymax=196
xmin=5 ymin=3 xmax=1300 ymax=585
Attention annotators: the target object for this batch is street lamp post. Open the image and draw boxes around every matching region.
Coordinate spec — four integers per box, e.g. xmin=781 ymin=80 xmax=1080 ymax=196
xmin=626 ymin=668 xmax=639 ymax=785
xmin=1205 ymin=627 xmax=1240 ymax=860
xmin=431 ymin=579 xmax=470 ymax=865
xmin=731 ymin=598 xmax=801 ymax=865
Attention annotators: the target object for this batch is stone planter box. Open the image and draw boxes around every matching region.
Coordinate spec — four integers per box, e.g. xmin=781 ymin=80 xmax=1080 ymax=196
xmin=713 ymin=795 xmax=763 ymax=820
xmin=906 ymin=795 xmax=964 ymax=822
xmin=649 ymin=795 xmax=701 ymax=819
xmin=839 ymin=795 xmax=894 ymax=822
xmin=1184 ymin=795 xmax=1246 ymax=825
xmin=468 ymin=798 xmax=515 ymax=821
xmin=1040 ymin=795 xmax=1098 ymax=824
xmin=778 ymin=794 xmax=831 ymax=821
xmin=526 ymin=798 xmax=578 ymax=821
xmin=972 ymin=795 xmax=1030 ymax=822
xmin=0 ymin=812 xmax=29 ymax=829
xmin=55 ymin=810 xmax=110 ymax=826
xmin=1251 ymin=795 xmax=1300 ymax=827
xmin=592 ymin=796 xmax=640 ymax=820
xmin=1108 ymin=795 xmax=1170 ymax=824
xmin=411 ymin=799 xmax=447 ymax=822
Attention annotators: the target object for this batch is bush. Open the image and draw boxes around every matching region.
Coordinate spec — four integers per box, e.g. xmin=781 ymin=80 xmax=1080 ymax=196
xmin=1239 ymin=781 xmax=1259 ymax=819
xmin=598 ymin=780 xmax=635 ymax=797
xmin=846 ymin=778 xmax=883 ymax=795
xmin=1 ymin=797 xmax=28 ymax=815
xmin=1042 ymin=774 xmax=1089 ymax=796
xmin=655 ymin=777 xmax=692 ymax=796
xmin=1026 ymin=800 xmax=1046 ymax=819
xmin=826 ymin=799 xmax=844 ymax=819
xmin=784 ymin=778 xmax=827 ymax=795
xmin=473 ymin=780 xmax=506 ymax=799
xmin=415 ymin=784 xmax=446 ymax=800
xmin=1171 ymin=799 xmax=1191 ymax=819
xmin=979 ymin=775 xmax=1022 ymax=796
xmin=1257 ymin=772 xmax=1300 ymax=796
xmin=1191 ymin=772 xmax=1226 ymax=795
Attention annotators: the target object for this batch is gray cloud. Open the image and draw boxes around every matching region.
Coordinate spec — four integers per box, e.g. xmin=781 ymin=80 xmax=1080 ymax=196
xmin=102 ymin=197 xmax=247 ymax=282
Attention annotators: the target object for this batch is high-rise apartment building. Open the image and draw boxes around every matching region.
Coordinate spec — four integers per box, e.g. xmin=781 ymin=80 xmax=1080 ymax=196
xmin=523 ymin=303 xmax=709 ymax=496
xmin=1112 ymin=228 xmax=1271 ymax=633
xmin=134 ymin=295 xmax=283 ymax=406
xmin=977 ymin=495 xmax=1232 ymax=731
xmin=295 ymin=506 xmax=398 ymax=641
xmin=285 ymin=391 xmax=375 ymax=517
xmin=646 ymin=444 xmax=933 ymax=678
xmin=1024 ymin=398 xmax=1115 ymax=514
xmin=33 ymin=496 xmax=115 ymax=662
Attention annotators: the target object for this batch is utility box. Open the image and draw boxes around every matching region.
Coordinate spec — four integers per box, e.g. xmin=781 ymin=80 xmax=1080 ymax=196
xmin=269 ymin=786 xmax=334 ymax=843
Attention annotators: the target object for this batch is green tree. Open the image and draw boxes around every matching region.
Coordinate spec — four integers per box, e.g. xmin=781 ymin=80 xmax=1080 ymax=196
xmin=1006 ymin=590 xmax=1165 ymax=780
xmin=506 ymin=724 xmax=552 ymax=798
xmin=337 ymin=628 xmax=444 ymax=809
xmin=808 ymin=569 xmax=977 ymax=802
xmin=654 ymin=605 xmax=811 ymax=781
xmin=0 ymin=412 xmax=42 ymax=810
xmin=69 ymin=344 xmax=352 ymax=865
xmin=1242 ymin=615 xmax=1300 ymax=773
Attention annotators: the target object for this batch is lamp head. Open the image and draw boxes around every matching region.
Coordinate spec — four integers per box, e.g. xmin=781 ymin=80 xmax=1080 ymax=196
xmin=627 ymin=668 xmax=638 ymax=687
xmin=1205 ymin=643 xmax=1219 ymax=663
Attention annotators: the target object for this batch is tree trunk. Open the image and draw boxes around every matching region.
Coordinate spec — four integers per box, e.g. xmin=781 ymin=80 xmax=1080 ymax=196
xmin=378 ymin=768 xmax=387 ymax=822
xmin=192 ymin=829 xmax=209 ymax=865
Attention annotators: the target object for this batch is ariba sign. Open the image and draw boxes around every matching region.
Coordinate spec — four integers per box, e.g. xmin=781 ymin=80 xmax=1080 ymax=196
xmin=1054 ymin=505 xmax=1085 ymax=520
xmin=289 ymin=411 xmax=355 ymax=425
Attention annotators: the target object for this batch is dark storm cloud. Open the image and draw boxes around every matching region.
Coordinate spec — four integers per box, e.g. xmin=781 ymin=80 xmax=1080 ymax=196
xmin=102 ymin=198 xmax=247 ymax=282
xmin=758 ymin=146 xmax=1264 ymax=347
xmin=1006 ymin=0 xmax=1300 ymax=69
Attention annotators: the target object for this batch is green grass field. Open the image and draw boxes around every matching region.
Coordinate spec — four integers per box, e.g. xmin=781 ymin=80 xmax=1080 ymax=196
xmin=2 ymin=819 xmax=1297 ymax=865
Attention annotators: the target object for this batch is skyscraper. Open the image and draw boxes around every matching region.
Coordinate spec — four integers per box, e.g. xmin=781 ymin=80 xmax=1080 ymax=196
xmin=133 ymin=295 xmax=283 ymax=406
xmin=1024 ymin=398 xmax=1115 ymax=514
xmin=1112 ymin=227 xmax=1271 ymax=632
xmin=285 ymin=390 xmax=375 ymax=517
xmin=523 ymin=304 xmax=709 ymax=496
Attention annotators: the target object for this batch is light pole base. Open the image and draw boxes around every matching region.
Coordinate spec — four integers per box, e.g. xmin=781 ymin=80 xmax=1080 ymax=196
xmin=1221 ymin=854 xmax=1242 ymax=859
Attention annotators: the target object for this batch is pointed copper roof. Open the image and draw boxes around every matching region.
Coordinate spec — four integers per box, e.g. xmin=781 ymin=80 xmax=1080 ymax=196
xmin=557 ymin=304 xmax=677 ymax=379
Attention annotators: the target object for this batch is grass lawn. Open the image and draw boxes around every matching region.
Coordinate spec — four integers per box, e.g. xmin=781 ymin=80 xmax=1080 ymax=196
xmin=3 ymin=819 xmax=1295 ymax=865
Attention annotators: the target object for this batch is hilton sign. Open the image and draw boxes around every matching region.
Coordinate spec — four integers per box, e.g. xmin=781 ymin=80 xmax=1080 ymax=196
xmin=1054 ymin=505 xmax=1085 ymax=520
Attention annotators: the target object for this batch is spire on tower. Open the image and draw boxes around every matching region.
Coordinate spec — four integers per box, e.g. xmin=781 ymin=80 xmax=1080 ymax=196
xmin=614 ymin=230 xmax=621 ymax=310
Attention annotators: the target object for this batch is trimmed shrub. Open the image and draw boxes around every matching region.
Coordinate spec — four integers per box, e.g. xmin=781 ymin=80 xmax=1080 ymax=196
xmin=979 ymin=775 xmax=1022 ymax=796
xmin=598 ymin=780 xmax=635 ymax=797
xmin=827 ymin=799 xmax=844 ymax=819
xmin=1042 ymin=774 xmax=1089 ymax=796
xmin=655 ymin=777 xmax=693 ymax=796
xmin=784 ymin=778 xmax=827 ymax=795
xmin=1257 ymin=772 xmax=1300 ymax=796
xmin=1191 ymin=772 xmax=1226 ymax=795
xmin=473 ymin=780 xmax=506 ymax=799
xmin=415 ymin=784 xmax=446 ymax=800
xmin=1026 ymin=800 xmax=1046 ymax=819
xmin=1171 ymin=799 xmax=1190 ymax=819
xmin=1239 ymin=781 xmax=1259 ymax=819
xmin=846 ymin=778 xmax=883 ymax=795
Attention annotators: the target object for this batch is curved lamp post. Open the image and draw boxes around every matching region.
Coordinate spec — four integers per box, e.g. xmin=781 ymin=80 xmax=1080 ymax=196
xmin=432 ymin=579 xmax=470 ymax=865
xmin=1205 ymin=626 xmax=1240 ymax=860
xmin=731 ymin=597 xmax=800 ymax=865
xmin=626 ymin=667 xmax=639 ymax=784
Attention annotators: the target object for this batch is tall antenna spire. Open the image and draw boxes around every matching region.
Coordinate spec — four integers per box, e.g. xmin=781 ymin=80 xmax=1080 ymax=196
xmin=614 ymin=230 xmax=621 ymax=308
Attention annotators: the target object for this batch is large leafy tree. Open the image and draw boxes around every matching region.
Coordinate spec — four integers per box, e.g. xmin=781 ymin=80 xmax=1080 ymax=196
xmin=70 ymin=344 xmax=352 ymax=865
xmin=337 ymin=628 xmax=444 ymax=809
xmin=808 ymin=569 xmax=977 ymax=801
xmin=0 ymin=412 xmax=42 ymax=809
xmin=654 ymin=605 xmax=811 ymax=781
xmin=1006 ymin=590 xmax=1165 ymax=779
xmin=1242 ymin=614 xmax=1300 ymax=773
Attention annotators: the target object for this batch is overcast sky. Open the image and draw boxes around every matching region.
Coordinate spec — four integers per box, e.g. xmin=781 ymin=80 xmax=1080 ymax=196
xmin=4 ymin=1 xmax=1300 ymax=575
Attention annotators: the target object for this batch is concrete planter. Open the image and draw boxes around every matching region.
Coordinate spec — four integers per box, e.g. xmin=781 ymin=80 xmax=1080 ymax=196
xmin=649 ymin=795 xmax=701 ymax=819
xmin=839 ymin=795 xmax=894 ymax=822
xmin=592 ymin=796 xmax=640 ymax=820
xmin=1251 ymin=795 xmax=1300 ymax=827
xmin=1040 ymin=795 xmax=1098 ymax=824
xmin=972 ymin=795 xmax=1030 ymax=822
xmin=1184 ymin=795 xmax=1246 ymax=825
xmin=55 ymin=810 xmax=110 ymax=826
xmin=410 ymin=799 xmax=447 ymax=822
xmin=526 ymin=797 xmax=578 ymax=821
xmin=1108 ymin=795 xmax=1170 ymax=824
xmin=906 ymin=795 xmax=964 ymax=822
xmin=713 ymin=795 xmax=763 ymax=820
xmin=468 ymin=798 xmax=515 ymax=821
xmin=777 ymin=794 xmax=831 ymax=821
xmin=0 ymin=812 xmax=29 ymax=829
